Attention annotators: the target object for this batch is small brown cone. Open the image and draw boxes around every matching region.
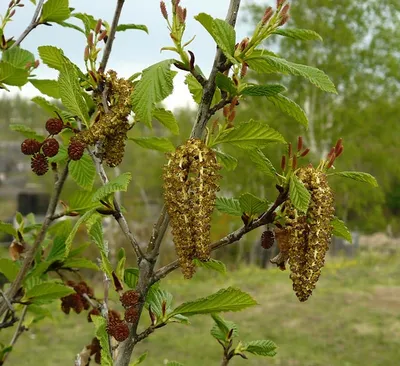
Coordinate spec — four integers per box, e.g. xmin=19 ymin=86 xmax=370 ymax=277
xmin=45 ymin=118 xmax=64 ymax=135
xmin=21 ymin=139 xmax=41 ymax=155
xmin=42 ymin=138 xmax=59 ymax=157
xmin=31 ymin=153 xmax=48 ymax=175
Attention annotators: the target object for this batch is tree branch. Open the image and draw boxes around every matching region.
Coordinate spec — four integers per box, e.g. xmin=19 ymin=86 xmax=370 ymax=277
xmin=0 ymin=164 xmax=69 ymax=318
xmin=11 ymin=0 xmax=45 ymax=48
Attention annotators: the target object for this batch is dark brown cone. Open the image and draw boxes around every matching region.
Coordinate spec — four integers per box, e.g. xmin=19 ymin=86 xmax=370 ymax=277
xmin=107 ymin=319 xmax=130 ymax=342
xmin=124 ymin=306 xmax=139 ymax=324
xmin=31 ymin=153 xmax=48 ymax=175
xmin=21 ymin=139 xmax=41 ymax=155
xmin=42 ymin=138 xmax=59 ymax=157
xmin=87 ymin=308 xmax=101 ymax=322
xmin=45 ymin=118 xmax=64 ymax=135
xmin=120 ymin=290 xmax=140 ymax=308
xmin=108 ymin=309 xmax=121 ymax=322
xmin=261 ymin=230 xmax=275 ymax=249
xmin=68 ymin=139 xmax=85 ymax=160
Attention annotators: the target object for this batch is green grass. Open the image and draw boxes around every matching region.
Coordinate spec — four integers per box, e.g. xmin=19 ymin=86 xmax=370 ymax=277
xmin=2 ymin=252 xmax=400 ymax=366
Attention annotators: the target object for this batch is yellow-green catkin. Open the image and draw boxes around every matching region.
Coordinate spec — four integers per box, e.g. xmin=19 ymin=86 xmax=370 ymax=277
xmin=163 ymin=139 xmax=221 ymax=278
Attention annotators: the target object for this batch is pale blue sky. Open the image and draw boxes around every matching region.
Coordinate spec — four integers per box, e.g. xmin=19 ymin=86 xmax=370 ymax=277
xmin=2 ymin=0 xmax=267 ymax=109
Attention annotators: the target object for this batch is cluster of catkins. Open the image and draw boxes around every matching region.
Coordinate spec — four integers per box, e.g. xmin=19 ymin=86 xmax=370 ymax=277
xmin=163 ymin=138 xmax=221 ymax=278
xmin=72 ymin=70 xmax=134 ymax=167
xmin=271 ymin=165 xmax=335 ymax=302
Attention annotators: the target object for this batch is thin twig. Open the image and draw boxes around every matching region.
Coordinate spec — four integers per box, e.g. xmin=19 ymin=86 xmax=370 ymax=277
xmin=132 ymin=326 xmax=156 ymax=346
xmin=207 ymin=97 xmax=233 ymax=120
xmin=11 ymin=0 xmax=45 ymax=48
xmin=0 ymin=164 xmax=69 ymax=318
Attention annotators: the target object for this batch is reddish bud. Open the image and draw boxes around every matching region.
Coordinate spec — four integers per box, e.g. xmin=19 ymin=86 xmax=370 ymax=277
xmin=17 ymin=3 xmax=24 ymax=7
xmin=98 ymin=30 xmax=107 ymax=42
xmin=297 ymin=136 xmax=303 ymax=151
xmin=326 ymin=152 xmax=336 ymax=169
xmin=281 ymin=155 xmax=286 ymax=171
xmin=240 ymin=63 xmax=248 ymax=78
xmin=84 ymin=46 xmax=90 ymax=61
xmin=9 ymin=9 xmax=16 ymax=18
xmin=292 ymin=155 xmax=297 ymax=170
xmin=149 ymin=305 xmax=156 ymax=326
xmin=188 ymin=50 xmax=195 ymax=70
xmin=336 ymin=145 xmax=344 ymax=158
xmin=335 ymin=138 xmax=343 ymax=154
xmin=232 ymin=74 xmax=239 ymax=86
xmin=182 ymin=8 xmax=187 ymax=22
xmin=239 ymin=37 xmax=249 ymax=51
xmin=34 ymin=60 xmax=40 ymax=68
xmin=87 ymin=33 xmax=94 ymax=47
xmin=280 ymin=3 xmax=290 ymax=17
xmin=278 ymin=14 xmax=290 ymax=26
xmin=176 ymin=6 xmax=185 ymax=24
xmin=300 ymin=148 xmax=310 ymax=157
xmin=288 ymin=142 xmax=292 ymax=158
xmin=8 ymin=1 xmax=14 ymax=8
xmin=261 ymin=7 xmax=273 ymax=25
xmin=160 ymin=1 xmax=168 ymax=19
xmin=230 ymin=96 xmax=239 ymax=112
xmin=223 ymin=105 xmax=230 ymax=118
xmin=95 ymin=19 xmax=102 ymax=34
xmin=228 ymin=109 xmax=236 ymax=123
xmin=327 ymin=147 xmax=335 ymax=159
xmin=161 ymin=300 xmax=167 ymax=316
xmin=277 ymin=0 xmax=285 ymax=8
xmin=88 ymin=70 xmax=98 ymax=83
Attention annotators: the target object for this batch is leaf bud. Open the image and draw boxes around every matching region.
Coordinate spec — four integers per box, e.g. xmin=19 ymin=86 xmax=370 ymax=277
xmin=188 ymin=50 xmax=195 ymax=70
xmin=228 ymin=109 xmax=236 ymax=123
xmin=98 ymin=30 xmax=107 ymax=42
xmin=95 ymin=19 xmax=102 ymax=34
xmin=297 ymin=136 xmax=303 ymax=151
xmin=161 ymin=300 xmax=167 ymax=317
xmin=223 ymin=105 xmax=230 ymax=118
xmin=87 ymin=32 xmax=94 ymax=47
xmin=261 ymin=7 xmax=273 ymax=25
xmin=239 ymin=37 xmax=249 ymax=51
xmin=281 ymin=155 xmax=286 ymax=171
xmin=278 ymin=14 xmax=290 ymax=26
xmin=280 ymin=3 xmax=290 ymax=17
xmin=240 ymin=62 xmax=248 ymax=78
xmin=336 ymin=145 xmax=344 ymax=158
xmin=288 ymin=142 xmax=292 ymax=158
xmin=34 ymin=60 xmax=40 ymax=68
xmin=300 ymin=148 xmax=310 ymax=157
xmin=8 ymin=1 xmax=14 ymax=9
xmin=292 ymin=155 xmax=297 ymax=170
xmin=9 ymin=9 xmax=16 ymax=18
xmin=160 ymin=1 xmax=168 ymax=19
xmin=326 ymin=152 xmax=336 ymax=169
xmin=277 ymin=0 xmax=285 ymax=8
xmin=84 ymin=46 xmax=90 ymax=61
xmin=335 ymin=138 xmax=343 ymax=154
xmin=176 ymin=6 xmax=185 ymax=24
xmin=327 ymin=146 xmax=335 ymax=159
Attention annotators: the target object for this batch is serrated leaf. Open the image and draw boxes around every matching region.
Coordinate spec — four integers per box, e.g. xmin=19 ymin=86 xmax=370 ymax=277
xmin=153 ymin=108 xmax=179 ymax=135
xmin=92 ymin=172 xmax=132 ymax=202
xmin=46 ymin=235 xmax=68 ymax=262
xmin=169 ymin=287 xmax=257 ymax=318
xmin=69 ymin=153 xmax=96 ymax=191
xmin=289 ymin=175 xmax=311 ymax=213
xmin=29 ymin=79 xmax=60 ymax=99
xmin=215 ymin=197 xmax=242 ymax=216
xmin=68 ymin=190 xmax=97 ymax=212
xmin=0 ymin=220 xmax=17 ymax=237
xmin=329 ymin=171 xmax=378 ymax=187
xmin=92 ymin=316 xmax=113 ymax=366
xmin=57 ymin=21 xmax=85 ymax=33
xmin=241 ymin=84 xmax=286 ymax=97
xmin=248 ymin=149 xmax=277 ymax=178
xmin=25 ymin=282 xmax=75 ymax=304
xmin=185 ymin=74 xmax=202 ymax=103
xmin=331 ymin=217 xmax=352 ymax=243
xmin=63 ymin=258 xmax=99 ymax=270
xmin=242 ymin=340 xmax=277 ymax=357
xmin=239 ymin=193 xmax=269 ymax=216
xmin=41 ymin=0 xmax=71 ymax=23
xmin=211 ymin=121 xmax=285 ymax=149
xmin=9 ymin=124 xmax=45 ymax=142
xmin=210 ymin=314 xmax=238 ymax=341
xmin=68 ymin=242 xmax=90 ymax=258
xmin=124 ymin=268 xmax=139 ymax=289
xmin=129 ymin=137 xmax=175 ymax=152
xmin=0 ymin=258 xmax=20 ymax=282
xmin=193 ymin=258 xmax=226 ymax=275
xmin=146 ymin=288 xmax=173 ymax=319
xmin=267 ymin=93 xmax=308 ymax=128
xmin=273 ymin=28 xmax=322 ymax=41
xmin=31 ymin=96 xmax=63 ymax=117
xmin=130 ymin=352 xmax=148 ymax=366
xmin=215 ymin=72 xmax=237 ymax=95
xmin=2 ymin=47 xmax=35 ymax=69
xmin=131 ymin=59 xmax=174 ymax=127
xmin=0 ymin=61 xmax=29 ymax=86
xmin=215 ymin=150 xmax=238 ymax=171
xmin=116 ymin=24 xmax=148 ymax=34
xmin=27 ymin=304 xmax=53 ymax=322
xmin=72 ymin=12 xmax=96 ymax=35
xmin=38 ymin=46 xmax=66 ymax=71
xmin=246 ymin=55 xmax=336 ymax=93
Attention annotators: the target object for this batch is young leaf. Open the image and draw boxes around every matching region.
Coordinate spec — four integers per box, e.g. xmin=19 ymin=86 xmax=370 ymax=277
xmin=193 ymin=258 xmax=227 ymax=275
xmin=46 ymin=235 xmax=68 ymax=262
xmin=131 ymin=59 xmax=175 ymax=127
xmin=289 ymin=175 xmax=311 ymax=213
xmin=241 ymin=84 xmax=286 ymax=97
xmin=9 ymin=124 xmax=45 ymax=142
xmin=185 ymin=74 xmax=221 ymax=106
xmin=62 ymin=258 xmax=99 ymax=270
xmin=129 ymin=137 xmax=175 ymax=152
xmin=248 ymin=149 xmax=276 ymax=178
xmin=69 ymin=154 xmax=96 ymax=191
xmin=210 ymin=314 xmax=238 ymax=341
xmin=92 ymin=316 xmax=113 ymax=366
xmin=124 ymin=268 xmax=139 ymax=289
xmin=267 ymin=94 xmax=308 ymax=128
xmin=153 ymin=108 xmax=180 ymax=135
xmin=329 ymin=171 xmax=378 ymax=187
xmin=92 ymin=172 xmax=132 ymax=202
xmin=215 ymin=197 xmax=242 ymax=216
xmin=2 ymin=47 xmax=35 ymax=69
xmin=215 ymin=72 xmax=237 ymax=95
xmin=273 ymin=28 xmax=323 ymax=42
xmin=211 ymin=121 xmax=285 ymax=149
xmin=57 ymin=21 xmax=85 ymax=34
xmin=116 ymin=24 xmax=148 ymax=34
xmin=0 ymin=220 xmax=17 ymax=237
xmin=25 ymin=282 xmax=75 ymax=304
xmin=242 ymin=340 xmax=277 ymax=357
xmin=146 ymin=288 xmax=174 ymax=319
xmin=68 ymin=190 xmax=97 ymax=212
xmin=40 ymin=0 xmax=71 ymax=23
xmin=31 ymin=96 xmax=64 ymax=117
xmin=0 ymin=61 xmax=29 ymax=86
xmin=239 ymin=193 xmax=269 ymax=216
xmin=246 ymin=55 xmax=336 ymax=93
xmin=0 ymin=258 xmax=20 ymax=282
xmin=29 ymin=79 xmax=60 ymax=99
xmin=169 ymin=287 xmax=257 ymax=318
xmin=130 ymin=352 xmax=148 ymax=366
xmin=331 ymin=217 xmax=352 ymax=243
xmin=215 ymin=150 xmax=238 ymax=171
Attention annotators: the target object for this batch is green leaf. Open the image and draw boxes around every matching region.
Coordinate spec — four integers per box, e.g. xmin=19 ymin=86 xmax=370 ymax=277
xmin=72 ymin=12 xmax=96 ymax=35
xmin=211 ymin=121 xmax=285 ymax=149
xmin=68 ymin=242 xmax=90 ymax=258
xmin=116 ymin=24 xmax=148 ymax=34
xmin=129 ymin=137 xmax=175 ymax=152
xmin=241 ymin=84 xmax=286 ymax=97
xmin=242 ymin=340 xmax=277 ymax=357
xmin=9 ymin=124 xmax=45 ymax=142
xmin=331 ymin=217 xmax=352 ymax=243
xmin=2 ymin=47 xmax=35 ymax=69
xmin=248 ymin=149 xmax=276 ymax=178
xmin=195 ymin=13 xmax=237 ymax=64
xmin=246 ymin=55 xmax=336 ymax=93
xmin=131 ymin=59 xmax=174 ymax=127
xmin=273 ymin=28 xmax=323 ymax=42
xmin=69 ymin=154 xmax=96 ymax=191
xmin=0 ymin=220 xmax=17 ymax=237
xmin=267 ymin=94 xmax=308 ymax=128
xmin=92 ymin=172 xmax=132 ymax=202
xmin=38 ymin=46 xmax=66 ymax=71
xmin=329 ymin=171 xmax=378 ymax=187
xmin=57 ymin=21 xmax=85 ymax=34
xmin=47 ymin=234 xmax=68 ymax=262
xmin=215 ymin=72 xmax=237 ymax=95
xmin=193 ymin=259 xmax=226 ymax=275
xmin=0 ymin=258 xmax=20 ymax=282
xmin=169 ymin=287 xmax=257 ymax=318
xmin=210 ymin=314 xmax=238 ymax=341
xmin=92 ymin=316 xmax=113 ymax=366
xmin=289 ymin=175 xmax=311 ymax=213
xmin=29 ymin=79 xmax=60 ymax=99
xmin=185 ymin=74 xmax=202 ymax=103
xmin=62 ymin=258 xmax=99 ymax=270
xmin=146 ymin=288 xmax=173 ymax=319
xmin=27 ymin=304 xmax=53 ymax=323
xmin=215 ymin=197 xmax=242 ymax=216
xmin=215 ymin=150 xmax=238 ymax=171
xmin=41 ymin=0 xmax=71 ymax=23
xmin=25 ymin=282 xmax=75 ymax=304
xmin=68 ymin=190 xmax=98 ymax=212
xmin=59 ymin=63 xmax=89 ymax=124
xmin=0 ymin=61 xmax=29 ymax=86
xmin=130 ymin=352 xmax=148 ymax=366
xmin=124 ymin=268 xmax=139 ymax=289
xmin=153 ymin=108 xmax=179 ymax=135
xmin=239 ymin=193 xmax=269 ymax=216
xmin=31 ymin=96 xmax=63 ymax=117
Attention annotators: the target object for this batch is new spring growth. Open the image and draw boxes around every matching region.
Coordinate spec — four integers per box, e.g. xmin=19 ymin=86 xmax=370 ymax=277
xmin=95 ymin=19 xmax=102 ymax=34
xmin=261 ymin=6 xmax=274 ymax=25
xmin=288 ymin=142 xmax=292 ymax=158
xmin=160 ymin=1 xmax=168 ymax=20
xmin=297 ymin=136 xmax=303 ymax=151
xmin=98 ymin=30 xmax=108 ymax=42
xmin=240 ymin=62 xmax=248 ymax=78
xmin=281 ymin=155 xmax=286 ymax=171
